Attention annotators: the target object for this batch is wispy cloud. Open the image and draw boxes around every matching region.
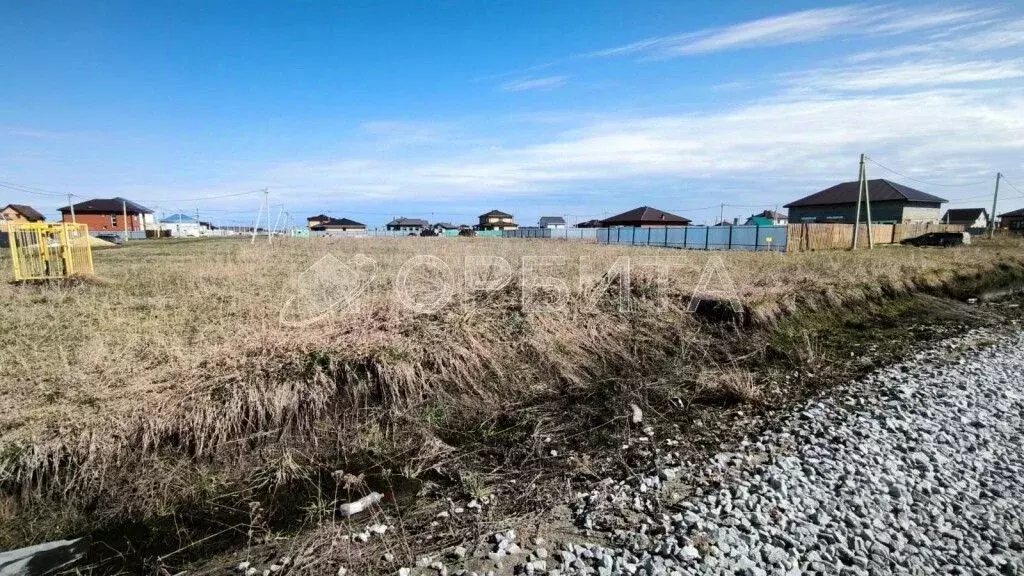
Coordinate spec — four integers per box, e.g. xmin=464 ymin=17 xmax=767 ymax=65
xmin=262 ymin=87 xmax=1024 ymax=203
xmin=500 ymin=76 xmax=567 ymax=92
xmin=588 ymin=5 xmax=998 ymax=59
xmin=792 ymin=59 xmax=1024 ymax=92
xmin=848 ymin=17 xmax=1024 ymax=62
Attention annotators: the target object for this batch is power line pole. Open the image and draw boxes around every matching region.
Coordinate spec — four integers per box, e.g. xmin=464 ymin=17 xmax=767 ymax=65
xmin=853 ymin=155 xmax=864 ymax=249
xmin=251 ymin=188 xmax=268 ymax=244
xmin=864 ymin=157 xmax=874 ymax=249
xmin=122 ymin=199 xmax=130 ymax=242
xmin=67 ymin=194 xmax=77 ymax=224
xmin=990 ymin=172 xmax=1001 ymax=239
xmin=719 ymin=203 xmax=725 ymax=226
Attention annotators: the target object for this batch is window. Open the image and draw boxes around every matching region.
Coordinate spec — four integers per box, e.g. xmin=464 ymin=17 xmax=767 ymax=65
xmin=111 ymin=215 xmax=118 ymax=227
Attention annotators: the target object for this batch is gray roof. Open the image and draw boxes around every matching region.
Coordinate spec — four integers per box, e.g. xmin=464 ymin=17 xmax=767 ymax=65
xmin=785 ymin=179 xmax=947 ymax=208
xmin=539 ymin=216 xmax=566 ymax=225
xmin=601 ymin=206 xmax=691 ymax=226
xmin=387 ymin=217 xmax=429 ymax=227
xmin=312 ymin=217 xmax=365 ymax=228
xmin=58 ymin=197 xmax=153 ymax=214
xmin=480 ymin=209 xmax=513 ymax=218
xmin=941 ymin=208 xmax=988 ymax=224
xmin=998 ymin=208 xmax=1024 ymax=217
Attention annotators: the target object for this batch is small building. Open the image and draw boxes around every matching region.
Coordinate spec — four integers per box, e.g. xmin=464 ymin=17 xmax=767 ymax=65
xmin=941 ymin=208 xmax=989 ymax=232
xmin=600 ymin=206 xmax=691 ymax=227
xmin=432 ymin=222 xmax=459 ymax=234
xmin=576 ymin=219 xmax=603 ymax=228
xmin=310 ymin=217 xmax=366 ymax=232
xmin=998 ymin=208 xmax=1024 ymax=233
xmin=160 ymin=213 xmax=204 ymax=237
xmin=386 ymin=217 xmax=430 ymax=233
xmin=478 ymin=210 xmax=518 ymax=231
xmin=744 ymin=210 xmax=788 ymax=226
xmin=58 ymin=197 xmax=153 ymax=233
xmin=785 ymin=179 xmax=946 ymax=224
xmin=538 ymin=216 xmax=566 ymax=229
xmin=1 ymin=204 xmax=46 ymax=231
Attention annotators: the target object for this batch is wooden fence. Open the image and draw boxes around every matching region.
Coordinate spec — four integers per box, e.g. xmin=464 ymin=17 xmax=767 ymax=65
xmin=786 ymin=222 xmax=965 ymax=252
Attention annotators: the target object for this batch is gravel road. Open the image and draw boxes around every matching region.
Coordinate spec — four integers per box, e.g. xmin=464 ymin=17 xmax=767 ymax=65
xmin=396 ymin=328 xmax=1024 ymax=576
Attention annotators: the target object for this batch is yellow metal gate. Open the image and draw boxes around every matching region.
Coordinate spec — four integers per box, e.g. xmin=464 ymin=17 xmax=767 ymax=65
xmin=7 ymin=223 xmax=95 ymax=281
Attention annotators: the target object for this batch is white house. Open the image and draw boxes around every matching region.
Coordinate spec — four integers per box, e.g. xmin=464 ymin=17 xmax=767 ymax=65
xmin=160 ymin=213 xmax=203 ymax=237
xmin=538 ymin=216 xmax=567 ymax=229
xmin=941 ymin=208 xmax=989 ymax=232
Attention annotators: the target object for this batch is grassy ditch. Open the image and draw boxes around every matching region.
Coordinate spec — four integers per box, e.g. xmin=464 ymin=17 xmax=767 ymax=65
xmin=0 ymin=237 xmax=1023 ymax=571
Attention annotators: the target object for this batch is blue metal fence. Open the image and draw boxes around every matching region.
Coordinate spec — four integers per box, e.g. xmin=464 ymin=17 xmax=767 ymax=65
xmin=597 ymin=225 xmax=787 ymax=251
xmin=503 ymin=228 xmax=599 ymax=240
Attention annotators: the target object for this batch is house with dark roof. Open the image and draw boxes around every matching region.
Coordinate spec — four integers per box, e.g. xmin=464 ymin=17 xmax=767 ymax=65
xmin=538 ymin=216 xmax=566 ymax=229
xmin=58 ymin=197 xmax=153 ymax=232
xmin=785 ymin=179 xmax=946 ymax=224
xmin=1 ymin=204 xmax=46 ymax=231
xmin=600 ymin=206 xmax=691 ymax=227
xmin=309 ymin=216 xmax=366 ymax=232
xmin=941 ymin=208 xmax=989 ymax=231
xmin=386 ymin=217 xmax=430 ymax=232
xmin=998 ymin=208 xmax=1024 ymax=233
xmin=576 ymin=219 xmax=603 ymax=228
xmin=478 ymin=210 xmax=517 ymax=230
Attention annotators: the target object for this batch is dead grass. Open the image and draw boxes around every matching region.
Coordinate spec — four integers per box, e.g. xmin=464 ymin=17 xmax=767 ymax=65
xmin=1 ymin=234 xmax=1023 ymax=546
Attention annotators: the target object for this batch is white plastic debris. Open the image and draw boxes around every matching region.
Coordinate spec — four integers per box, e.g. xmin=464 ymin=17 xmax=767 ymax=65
xmin=337 ymin=492 xmax=383 ymax=517
xmin=630 ymin=403 xmax=643 ymax=424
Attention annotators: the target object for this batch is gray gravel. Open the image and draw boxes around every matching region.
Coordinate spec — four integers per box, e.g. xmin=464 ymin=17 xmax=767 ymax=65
xmin=401 ymin=328 xmax=1024 ymax=576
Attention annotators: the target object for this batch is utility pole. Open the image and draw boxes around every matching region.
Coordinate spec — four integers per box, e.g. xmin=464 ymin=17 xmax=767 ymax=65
xmin=864 ymin=157 xmax=874 ymax=249
xmin=719 ymin=203 xmax=725 ymax=226
xmin=853 ymin=155 xmax=864 ymax=249
xmin=122 ymin=199 xmax=130 ymax=242
xmin=67 ymin=194 xmax=77 ymax=224
xmin=990 ymin=172 xmax=1001 ymax=239
xmin=252 ymin=188 xmax=268 ymax=244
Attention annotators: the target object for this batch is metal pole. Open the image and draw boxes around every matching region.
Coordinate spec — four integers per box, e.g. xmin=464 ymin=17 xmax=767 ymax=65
xmin=68 ymin=194 xmax=76 ymax=224
xmin=122 ymin=200 xmax=129 ymax=242
xmin=852 ymin=154 xmax=865 ymax=249
xmin=864 ymin=160 xmax=874 ymax=249
xmin=719 ymin=203 xmax=724 ymax=226
xmin=990 ymin=172 xmax=1001 ymax=239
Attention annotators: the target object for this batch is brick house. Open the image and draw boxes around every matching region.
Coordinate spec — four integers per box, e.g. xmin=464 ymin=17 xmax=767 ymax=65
xmin=58 ymin=197 xmax=153 ymax=232
xmin=1 ymin=204 xmax=46 ymax=231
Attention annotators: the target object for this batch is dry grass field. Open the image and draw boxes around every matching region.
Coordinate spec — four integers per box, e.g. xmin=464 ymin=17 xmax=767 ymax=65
xmin=1 ymin=234 xmax=1023 ymax=548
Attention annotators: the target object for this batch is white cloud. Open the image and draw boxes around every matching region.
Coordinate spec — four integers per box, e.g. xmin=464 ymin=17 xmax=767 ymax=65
xmin=792 ymin=60 xmax=1024 ymax=91
xmin=588 ymin=4 xmax=997 ymax=59
xmin=500 ymin=76 xmax=567 ymax=92
xmin=262 ymin=88 xmax=1024 ymax=202
xmin=848 ymin=17 xmax=1024 ymax=62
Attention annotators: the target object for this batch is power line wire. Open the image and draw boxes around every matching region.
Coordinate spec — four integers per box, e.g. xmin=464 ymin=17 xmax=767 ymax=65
xmin=865 ymin=158 xmax=991 ymax=188
xmin=0 ymin=181 xmax=69 ymax=198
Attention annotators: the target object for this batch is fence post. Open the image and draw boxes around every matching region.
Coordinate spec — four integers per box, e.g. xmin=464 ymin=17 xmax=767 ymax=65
xmin=728 ymin=226 xmax=733 ymax=250
xmin=755 ymin=225 xmax=760 ymax=251
xmin=647 ymin=227 xmax=652 ymax=245
xmin=616 ymin=227 xmax=621 ymax=244
xmin=705 ymin=226 xmax=710 ymax=250
xmin=667 ymin=226 xmax=672 ymax=247
xmin=632 ymin=227 xmax=637 ymax=245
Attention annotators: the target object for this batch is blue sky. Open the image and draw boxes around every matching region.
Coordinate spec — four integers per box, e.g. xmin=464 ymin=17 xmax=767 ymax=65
xmin=2 ymin=1 xmax=1023 ymax=227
